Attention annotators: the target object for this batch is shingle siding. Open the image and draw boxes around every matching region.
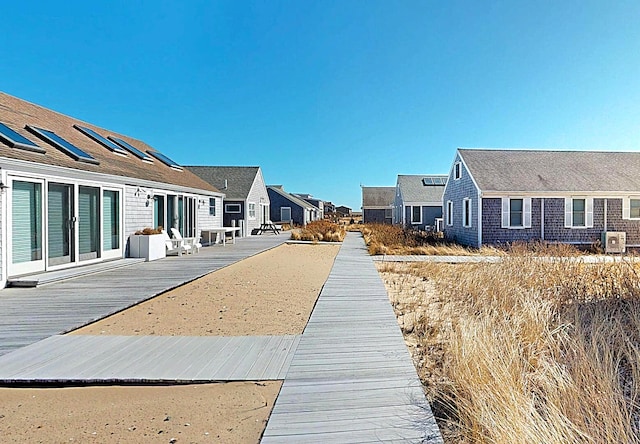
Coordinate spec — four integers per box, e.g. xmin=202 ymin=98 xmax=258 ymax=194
xmin=363 ymin=209 xmax=392 ymax=224
xmin=402 ymin=205 xmax=442 ymax=229
xmin=604 ymin=199 xmax=640 ymax=245
xmin=482 ymin=198 xmax=542 ymax=244
xmin=268 ymin=189 xmax=305 ymax=225
xmin=443 ymin=154 xmax=480 ymax=247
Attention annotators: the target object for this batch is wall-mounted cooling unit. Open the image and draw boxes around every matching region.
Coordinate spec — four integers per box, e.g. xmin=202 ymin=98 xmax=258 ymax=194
xmin=602 ymin=231 xmax=626 ymax=254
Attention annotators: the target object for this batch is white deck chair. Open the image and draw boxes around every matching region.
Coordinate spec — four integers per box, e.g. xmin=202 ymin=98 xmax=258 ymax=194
xmin=162 ymin=229 xmax=192 ymax=256
xmin=170 ymin=228 xmax=202 ymax=254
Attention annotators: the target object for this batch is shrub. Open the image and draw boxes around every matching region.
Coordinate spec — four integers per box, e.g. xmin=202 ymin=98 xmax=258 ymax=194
xmin=290 ymin=220 xmax=346 ymax=242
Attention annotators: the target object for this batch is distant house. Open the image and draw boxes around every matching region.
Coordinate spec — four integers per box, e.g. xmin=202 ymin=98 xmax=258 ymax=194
xmin=362 ymin=186 xmax=395 ymax=224
xmin=324 ymin=201 xmax=336 ymax=215
xmin=443 ymin=148 xmax=640 ymax=249
xmin=186 ymin=166 xmax=269 ymax=236
xmin=393 ymin=175 xmax=447 ymax=230
xmin=293 ymin=193 xmax=325 ymax=219
xmin=0 ymin=92 xmax=223 ymax=287
xmin=335 ymin=206 xmax=351 ymax=217
xmin=267 ymin=186 xmax=320 ymax=225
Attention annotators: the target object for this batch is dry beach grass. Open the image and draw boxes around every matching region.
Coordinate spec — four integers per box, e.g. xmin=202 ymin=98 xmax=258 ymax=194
xmin=379 ymin=251 xmax=640 ymax=444
xmin=0 ymin=243 xmax=340 ymax=443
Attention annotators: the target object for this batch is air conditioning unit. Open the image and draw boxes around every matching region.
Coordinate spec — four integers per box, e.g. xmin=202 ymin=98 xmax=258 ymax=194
xmin=602 ymin=231 xmax=626 ymax=254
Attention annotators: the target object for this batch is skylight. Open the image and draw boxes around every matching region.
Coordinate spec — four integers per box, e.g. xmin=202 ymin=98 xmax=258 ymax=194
xmin=26 ymin=126 xmax=99 ymax=164
xmin=147 ymin=150 xmax=182 ymax=170
xmin=74 ymin=125 xmax=127 ymax=155
xmin=422 ymin=177 xmax=447 ymax=186
xmin=108 ymin=136 xmax=153 ymax=162
xmin=0 ymin=122 xmax=45 ymax=153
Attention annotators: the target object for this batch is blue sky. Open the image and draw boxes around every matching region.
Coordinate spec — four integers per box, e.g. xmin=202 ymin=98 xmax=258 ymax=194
xmin=2 ymin=1 xmax=640 ymax=210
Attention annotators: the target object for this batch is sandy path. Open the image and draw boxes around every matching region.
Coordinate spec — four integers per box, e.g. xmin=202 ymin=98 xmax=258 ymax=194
xmin=0 ymin=243 xmax=340 ymax=443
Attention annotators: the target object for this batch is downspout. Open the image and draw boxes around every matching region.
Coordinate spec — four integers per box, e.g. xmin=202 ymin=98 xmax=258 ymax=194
xmin=604 ymin=198 xmax=608 ymax=231
xmin=541 ymin=198 xmax=545 ymax=241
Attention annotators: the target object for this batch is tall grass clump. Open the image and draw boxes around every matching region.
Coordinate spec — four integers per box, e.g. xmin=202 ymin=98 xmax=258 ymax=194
xmin=380 ymin=248 xmax=640 ymax=443
xmin=290 ymin=220 xmax=346 ymax=242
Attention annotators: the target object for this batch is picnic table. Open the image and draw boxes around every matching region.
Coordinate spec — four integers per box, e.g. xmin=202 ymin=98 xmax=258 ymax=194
xmin=256 ymin=222 xmax=281 ymax=235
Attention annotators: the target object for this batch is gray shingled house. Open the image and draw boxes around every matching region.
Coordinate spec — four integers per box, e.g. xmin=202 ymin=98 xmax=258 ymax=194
xmin=362 ymin=186 xmax=395 ymax=224
xmin=443 ymin=148 xmax=640 ymax=250
xmin=185 ymin=166 xmax=270 ymax=236
xmin=0 ymin=92 xmax=223 ymax=286
xmin=393 ymin=175 xmax=447 ymax=230
xmin=267 ymin=185 xmax=320 ymax=225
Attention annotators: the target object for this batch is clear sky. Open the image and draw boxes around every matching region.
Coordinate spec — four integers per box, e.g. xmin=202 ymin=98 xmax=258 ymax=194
xmin=2 ymin=1 xmax=639 ymax=210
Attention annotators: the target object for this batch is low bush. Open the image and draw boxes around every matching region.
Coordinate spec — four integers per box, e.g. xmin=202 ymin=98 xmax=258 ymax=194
xmin=290 ymin=220 xmax=346 ymax=242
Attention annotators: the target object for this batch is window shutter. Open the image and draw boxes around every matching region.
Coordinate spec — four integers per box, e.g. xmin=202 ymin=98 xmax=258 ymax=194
xmin=564 ymin=198 xmax=572 ymax=228
xmin=623 ymin=198 xmax=630 ymax=219
xmin=501 ymin=198 xmax=509 ymax=228
xmin=523 ymin=198 xmax=532 ymax=228
xmin=586 ymin=198 xmax=594 ymax=228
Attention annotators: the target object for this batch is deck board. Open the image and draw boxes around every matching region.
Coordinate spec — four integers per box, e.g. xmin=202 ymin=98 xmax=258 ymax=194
xmin=261 ymin=232 xmax=443 ymax=443
xmin=0 ymin=233 xmax=288 ymax=356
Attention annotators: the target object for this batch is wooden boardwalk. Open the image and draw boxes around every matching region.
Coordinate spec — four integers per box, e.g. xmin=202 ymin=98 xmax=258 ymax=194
xmin=0 ymin=334 xmax=300 ymax=383
xmin=0 ymin=233 xmax=288 ymax=356
xmin=261 ymin=233 xmax=443 ymax=443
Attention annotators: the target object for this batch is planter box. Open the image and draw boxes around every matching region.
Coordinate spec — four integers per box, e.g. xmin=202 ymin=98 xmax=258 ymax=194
xmin=129 ymin=234 xmax=166 ymax=261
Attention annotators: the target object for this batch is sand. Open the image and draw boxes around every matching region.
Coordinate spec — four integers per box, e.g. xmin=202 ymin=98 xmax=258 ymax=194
xmin=0 ymin=243 xmax=340 ymax=443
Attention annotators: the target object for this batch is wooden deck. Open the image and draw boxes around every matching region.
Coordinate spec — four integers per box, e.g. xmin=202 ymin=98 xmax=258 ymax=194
xmin=0 ymin=334 xmax=300 ymax=383
xmin=0 ymin=233 xmax=288 ymax=356
xmin=261 ymin=233 xmax=443 ymax=443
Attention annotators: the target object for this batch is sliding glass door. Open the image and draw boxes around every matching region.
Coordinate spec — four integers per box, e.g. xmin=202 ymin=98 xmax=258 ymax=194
xmin=48 ymin=183 xmax=74 ymax=266
xmin=10 ymin=179 xmax=45 ymax=275
xmin=102 ymin=189 xmax=121 ymax=259
xmin=78 ymin=186 xmax=100 ymax=261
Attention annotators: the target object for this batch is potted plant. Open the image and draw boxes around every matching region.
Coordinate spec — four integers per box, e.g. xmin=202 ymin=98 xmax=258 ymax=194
xmin=129 ymin=226 xmax=166 ymax=261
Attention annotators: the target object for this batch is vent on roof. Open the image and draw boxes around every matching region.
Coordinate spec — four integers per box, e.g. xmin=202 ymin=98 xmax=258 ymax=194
xmin=74 ymin=125 xmax=127 ymax=155
xmin=108 ymin=137 xmax=153 ymax=162
xmin=422 ymin=177 xmax=447 ymax=186
xmin=26 ymin=126 xmax=99 ymax=164
xmin=146 ymin=150 xmax=182 ymax=171
xmin=0 ymin=122 xmax=45 ymax=153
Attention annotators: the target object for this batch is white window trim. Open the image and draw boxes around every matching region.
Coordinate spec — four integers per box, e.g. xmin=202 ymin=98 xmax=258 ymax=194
xmin=410 ymin=205 xmax=422 ymax=224
xmin=248 ymin=202 xmax=256 ymax=219
xmin=453 ymin=162 xmax=462 ymax=180
xmin=501 ymin=197 xmax=532 ymax=229
xmin=446 ymin=201 xmax=453 ymax=226
xmin=225 ymin=203 xmax=241 ymax=214
xmin=564 ymin=197 xmax=593 ymax=228
xmin=209 ymin=197 xmax=216 ymax=216
xmin=463 ymin=198 xmax=472 ymax=228
xmin=623 ymin=197 xmax=640 ymax=220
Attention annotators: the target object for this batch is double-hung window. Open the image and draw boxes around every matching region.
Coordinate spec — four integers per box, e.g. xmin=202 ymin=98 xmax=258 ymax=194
xmin=501 ymin=198 xmax=531 ymax=228
xmin=411 ymin=206 xmax=422 ymax=224
xmin=463 ymin=198 xmax=472 ymax=228
xmin=209 ymin=198 xmax=216 ymax=216
xmin=453 ymin=162 xmax=462 ymax=180
xmin=623 ymin=197 xmax=640 ymax=219
xmin=446 ymin=201 xmax=453 ymax=226
xmin=564 ymin=197 xmax=593 ymax=228
xmin=248 ymin=202 xmax=256 ymax=219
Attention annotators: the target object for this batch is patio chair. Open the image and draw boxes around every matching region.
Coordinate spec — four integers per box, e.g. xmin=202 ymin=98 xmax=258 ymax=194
xmin=162 ymin=229 xmax=192 ymax=256
xmin=170 ymin=228 xmax=202 ymax=254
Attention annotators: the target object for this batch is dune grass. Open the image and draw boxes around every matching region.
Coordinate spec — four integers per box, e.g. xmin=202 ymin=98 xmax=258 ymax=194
xmin=379 ymin=249 xmax=640 ymax=443
xmin=290 ymin=220 xmax=346 ymax=242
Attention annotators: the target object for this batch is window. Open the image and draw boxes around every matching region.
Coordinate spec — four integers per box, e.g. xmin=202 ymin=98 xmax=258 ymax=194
xmin=454 ymin=162 xmax=461 ymax=180
xmin=564 ymin=197 xmax=593 ymax=228
xmin=26 ymin=126 xmax=99 ymax=164
xmin=384 ymin=208 xmax=392 ymax=218
xmin=209 ymin=198 xmax=216 ymax=216
xmin=446 ymin=201 xmax=453 ymax=226
xmin=463 ymin=198 xmax=472 ymax=227
xmin=573 ymin=199 xmax=585 ymax=227
xmin=147 ymin=150 xmax=182 ymax=170
xmin=108 ymin=137 xmax=154 ymax=162
xmin=225 ymin=203 xmax=241 ymax=213
xmin=74 ymin=125 xmax=127 ymax=155
xmin=631 ymin=199 xmax=640 ymax=219
xmin=248 ymin=202 xmax=256 ymax=219
xmin=0 ymin=122 xmax=44 ymax=153
xmin=501 ymin=198 xmax=531 ymax=228
xmin=281 ymin=207 xmax=292 ymax=222
xmin=411 ymin=206 xmax=422 ymax=224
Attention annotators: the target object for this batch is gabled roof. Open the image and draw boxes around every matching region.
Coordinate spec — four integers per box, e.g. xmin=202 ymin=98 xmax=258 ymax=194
xmin=0 ymin=92 xmax=218 ymax=193
xmin=267 ymin=185 xmax=318 ymax=210
xmin=185 ymin=166 xmax=261 ymax=200
xmin=362 ymin=186 xmax=395 ymax=207
xmin=397 ymin=175 xmax=447 ymax=203
xmin=459 ymin=149 xmax=640 ymax=193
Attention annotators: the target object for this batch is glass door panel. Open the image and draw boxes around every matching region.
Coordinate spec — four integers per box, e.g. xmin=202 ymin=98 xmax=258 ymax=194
xmin=78 ymin=186 xmax=100 ymax=261
xmin=48 ymin=183 xmax=74 ymax=266
xmin=103 ymin=190 xmax=120 ymax=254
xmin=10 ymin=179 xmax=44 ymax=275
xmin=153 ymin=195 xmax=165 ymax=230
